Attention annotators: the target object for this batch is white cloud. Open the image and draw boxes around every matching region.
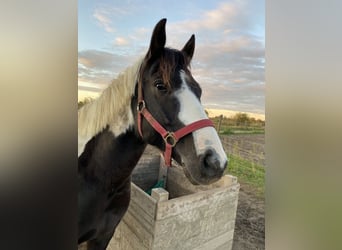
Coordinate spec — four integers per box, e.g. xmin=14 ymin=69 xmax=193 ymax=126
xmin=93 ymin=8 xmax=115 ymax=33
xmin=78 ymin=49 xmax=141 ymax=85
xmin=114 ymin=37 xmax=130 ymax=46
xmin=80 ymin=0 xmax=265 ymax=114
xmin=164 ymin=1 xmax=265 ymax=113
xmin=166 ymin=1 xmax=246 ymax=42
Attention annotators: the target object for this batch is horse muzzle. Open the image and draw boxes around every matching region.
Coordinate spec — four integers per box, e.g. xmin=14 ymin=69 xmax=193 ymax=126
xmin=200 ymin=149 xmax=227 ymax=179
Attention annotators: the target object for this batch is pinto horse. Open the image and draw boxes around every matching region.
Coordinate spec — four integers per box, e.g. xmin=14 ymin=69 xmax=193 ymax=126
xmin=78 ymin=18 xmax=228 ymax=250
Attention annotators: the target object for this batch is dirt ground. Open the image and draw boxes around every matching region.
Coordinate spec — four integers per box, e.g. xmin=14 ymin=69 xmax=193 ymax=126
xmin=232 ymin=182 xmax=265 ymax=250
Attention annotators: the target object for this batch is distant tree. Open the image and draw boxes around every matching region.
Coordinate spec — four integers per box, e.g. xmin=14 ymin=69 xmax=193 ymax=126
xmin=256 ymin=119 xmax=265 ymax=127
xmin=233 ymin=112 xmax=250 ymax=126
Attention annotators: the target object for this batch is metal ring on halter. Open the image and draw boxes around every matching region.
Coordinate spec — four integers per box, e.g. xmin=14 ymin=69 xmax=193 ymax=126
xmin=137 ymin=100 xmax=146 ymax=112
xmin=163 ymin=132 xmax=178 ymax=147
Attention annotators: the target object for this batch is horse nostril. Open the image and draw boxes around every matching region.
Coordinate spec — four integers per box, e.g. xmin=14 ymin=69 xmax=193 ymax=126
xmin=204 ymin=152 xmax=220 ymax=170
xmin=202 ymin=150 xmax=224 ymax=178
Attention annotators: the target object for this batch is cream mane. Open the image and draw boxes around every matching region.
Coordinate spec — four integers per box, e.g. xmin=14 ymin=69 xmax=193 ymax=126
xmin=78 ymin=58 xmax=142 ymax=138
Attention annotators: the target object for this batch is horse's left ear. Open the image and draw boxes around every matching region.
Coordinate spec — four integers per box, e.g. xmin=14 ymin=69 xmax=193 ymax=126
xmin=182 ymin=34 xmax=195 ymax=61
xmin=147 ymin=18 xmax=167 ymax=60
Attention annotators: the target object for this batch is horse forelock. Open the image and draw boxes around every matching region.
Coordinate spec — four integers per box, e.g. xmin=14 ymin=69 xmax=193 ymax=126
xmin=139 ymin=48 xmax=191 ymax=89
xmin=78 ymin=58 xmax=143 ymax=139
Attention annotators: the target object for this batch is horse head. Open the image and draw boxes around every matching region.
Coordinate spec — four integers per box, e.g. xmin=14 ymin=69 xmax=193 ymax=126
xmin=132 ymin=19 xmax=228 ymax=185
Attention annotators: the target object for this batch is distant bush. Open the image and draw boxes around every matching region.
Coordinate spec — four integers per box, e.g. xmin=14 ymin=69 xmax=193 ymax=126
xmin=210 ymin=112 xmax=265 ymax=134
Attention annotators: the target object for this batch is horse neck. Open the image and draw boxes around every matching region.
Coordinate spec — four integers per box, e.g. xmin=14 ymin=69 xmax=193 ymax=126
xmin=79 ymin=127 xmax=147 ymax=189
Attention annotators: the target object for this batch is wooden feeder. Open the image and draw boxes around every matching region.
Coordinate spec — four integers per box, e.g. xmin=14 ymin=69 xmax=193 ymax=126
xmin=107 ymin=154 xmax=240 ymax=250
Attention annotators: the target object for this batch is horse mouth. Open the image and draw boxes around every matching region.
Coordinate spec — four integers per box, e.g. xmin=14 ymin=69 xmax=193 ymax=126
xmin=172 ymin=149 xmax=224 ymax=186
xmin=179 ymin=160 xmax=223 ymax=186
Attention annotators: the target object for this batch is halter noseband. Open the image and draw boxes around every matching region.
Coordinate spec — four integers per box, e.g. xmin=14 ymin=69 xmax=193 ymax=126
xmin=137 ymin=77 xmax=214 ymax=167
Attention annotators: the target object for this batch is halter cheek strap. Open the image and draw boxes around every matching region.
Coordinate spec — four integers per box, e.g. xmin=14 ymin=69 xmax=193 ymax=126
xmin=137 ymin=80 xmax=214 ymax=167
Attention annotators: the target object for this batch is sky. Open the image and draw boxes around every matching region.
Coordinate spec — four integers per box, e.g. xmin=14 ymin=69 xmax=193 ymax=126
xmin=78 ymin=0 xmax=265 ymax=115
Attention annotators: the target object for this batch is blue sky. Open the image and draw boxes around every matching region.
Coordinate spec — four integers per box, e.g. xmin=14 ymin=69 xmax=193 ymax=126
xmin=78 ymin=0 xmax=265 ymax=114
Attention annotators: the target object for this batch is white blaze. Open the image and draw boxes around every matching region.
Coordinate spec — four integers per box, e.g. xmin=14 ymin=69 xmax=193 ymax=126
xmin=176 ymin=71 xmax=227 ymax=169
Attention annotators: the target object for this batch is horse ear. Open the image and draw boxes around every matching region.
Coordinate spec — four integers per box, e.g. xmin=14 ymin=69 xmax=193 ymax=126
xmin=182 ymin=34 xmax=195 ymax=61
xmin=147 ymin=18 xmax=167 ymax=60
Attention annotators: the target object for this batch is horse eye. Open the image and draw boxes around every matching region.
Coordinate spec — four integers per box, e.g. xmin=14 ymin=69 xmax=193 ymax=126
xmin=154 ymin=80 xmax=167 ymax=92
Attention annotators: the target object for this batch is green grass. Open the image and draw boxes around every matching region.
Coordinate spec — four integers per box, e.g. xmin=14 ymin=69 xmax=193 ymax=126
xmin=220 ymin=127 xmax=265 ymax=135
xmin=225 ymin=154 xmax=265 ymax=196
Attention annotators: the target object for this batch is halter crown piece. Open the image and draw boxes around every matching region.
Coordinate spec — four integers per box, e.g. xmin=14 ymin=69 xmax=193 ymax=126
xmin=136 ymin=77 xmax=214 ymax=167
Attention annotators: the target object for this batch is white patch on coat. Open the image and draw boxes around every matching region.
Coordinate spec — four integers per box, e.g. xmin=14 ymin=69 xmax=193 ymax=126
xmin=78 ymin=106 xmax=134 ymax=157
xmin=78 ymin=134 xmax=92 ymax=157
xmin=78 ymin=59 xmax=140 ymax=156
xmin=175 ymin=71 xmax=227 ymax=169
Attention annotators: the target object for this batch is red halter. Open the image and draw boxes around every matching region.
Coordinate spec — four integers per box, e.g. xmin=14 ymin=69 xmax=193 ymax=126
xmin=137 ymin=78 xmax=214 ymax=167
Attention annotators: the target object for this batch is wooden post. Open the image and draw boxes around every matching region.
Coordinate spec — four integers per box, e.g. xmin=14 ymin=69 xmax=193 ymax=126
xmin=158 ymin=154 xmax=168 ymax=189
xmin=151 ymin=188 xmax=169 ymax=202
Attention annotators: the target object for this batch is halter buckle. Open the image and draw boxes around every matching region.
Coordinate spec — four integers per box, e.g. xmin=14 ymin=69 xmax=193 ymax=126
xmin=163 ymin=132 xmax=177 ymax=147
xmin=137 ymin=100 xmax=145 ymax=112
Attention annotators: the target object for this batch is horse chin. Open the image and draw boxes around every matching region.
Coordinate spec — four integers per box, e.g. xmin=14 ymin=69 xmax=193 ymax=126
xmin=172 ymin=146 xmax=223 ymax=185
xmin=171 ymin=156 xmax=199 ymax=185
xmin=181 ymin=164 xmax=201 ymax=185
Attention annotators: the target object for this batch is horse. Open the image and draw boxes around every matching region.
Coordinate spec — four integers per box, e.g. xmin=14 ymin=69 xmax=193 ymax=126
xmin=78 ymin=18 xmax=228 ymax=250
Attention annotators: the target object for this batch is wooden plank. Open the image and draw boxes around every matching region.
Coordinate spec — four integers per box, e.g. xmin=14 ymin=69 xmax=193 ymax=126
xmin=131 ymin=175 xmax=158 ymax=192
xmin=154 ymin=203 xmax=237 ymax=242
xmin=153 ymin=218 xmax=235 ymax=250
xmin=130 ymin=173 xmax=237 ymax=250
xmin=126 ymin=199 xmax=155 ymax=229
xmin=109 ymin=221 xmax=149 ymax=250
xmin=120 ymin=210 xmax=154 ymax=247
xmin=156 ymin=184 xmax=239 ymax=220
xmin=132 ymin=155 xmax=160 ymax=191
xmin=130 ymin=183 xmax=157 ymax=218
xmin=196 ymin=218 xmax=236 ymax=246
xmin=158 ymin=155 xmax=168 ymax=189
xmin=214 ymin=239 xmax=233 ymax=250
xmin=193 ymin=231 xmax=234 ymax=250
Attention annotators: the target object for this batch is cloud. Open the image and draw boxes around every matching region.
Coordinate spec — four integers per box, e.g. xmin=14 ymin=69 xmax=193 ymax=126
xmin=163 ymin=1 xmax=265 ymax=109
xmin=166 ymin=1 xmax=248 ymax=42
xmin=80 ymin=0 xmax=265 ymax=114
xmin=78 ymin=50 xmax=117 ymax=70
xmin=78 ymin=49 xmax=141 ymax=85
xmin=114 ymin=37 xmax=130 ymax=46
xmin=93 ymin=8 xmax=115 ymax=33
xmin=78 ymin=85 xmax=103 ymax=92
xmin=179 ymin=2 xmax=239 ymax=31
xmin=92 ymin=4 xmax=138 ymax=33
xmin=168 ymin=1 xmax=265 ymax=113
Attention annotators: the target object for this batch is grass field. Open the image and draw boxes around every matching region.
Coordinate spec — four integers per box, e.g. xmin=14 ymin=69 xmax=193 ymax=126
xmin=225 ymin=154 xmax=265 ymax=196
xmin=220 ymin=127 xmax=265 ymax=135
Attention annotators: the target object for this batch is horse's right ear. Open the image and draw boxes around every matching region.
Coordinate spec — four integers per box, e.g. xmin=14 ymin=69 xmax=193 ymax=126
xmin=147 ymin=18 xmax=167 ymax=60
xmin=182 ymin=34 xmax=195 ymax=61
